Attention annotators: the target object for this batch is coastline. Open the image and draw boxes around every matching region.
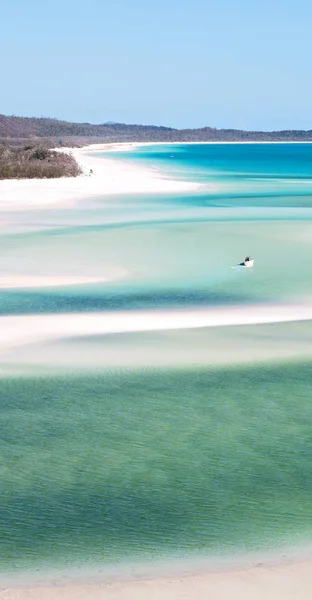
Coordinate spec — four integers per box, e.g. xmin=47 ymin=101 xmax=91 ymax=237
xmin=2 ymin=139 xmax=310 ymax=212
xmin=0 ymin=144 xmax=203 ymax=211
xmin=99 ymin=140 xmax=312 ymax=153
xmin=2 ymin=552 xmax=312 ymax=599
xmin=1 ymin=139 xmax=310 ymax=211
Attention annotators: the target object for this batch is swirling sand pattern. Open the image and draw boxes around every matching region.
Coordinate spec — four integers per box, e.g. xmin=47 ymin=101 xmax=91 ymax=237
xmin=1 ymin=143 xmax=312 ymax=579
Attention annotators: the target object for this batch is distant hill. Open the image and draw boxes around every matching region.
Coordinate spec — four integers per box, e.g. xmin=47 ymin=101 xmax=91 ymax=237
xmin=1 ymin=114 xmax=312 ymax=146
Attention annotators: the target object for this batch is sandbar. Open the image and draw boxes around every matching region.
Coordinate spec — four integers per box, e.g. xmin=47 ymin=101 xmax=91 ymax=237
xmin=1 ymin=303 xmax=312 ymax=352
xmin=0 ymin=275 xmax=121 ymax=289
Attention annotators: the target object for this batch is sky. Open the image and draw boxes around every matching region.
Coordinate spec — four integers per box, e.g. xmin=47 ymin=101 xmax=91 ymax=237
xmin=1 ymin=0 xmax=312 ymax=130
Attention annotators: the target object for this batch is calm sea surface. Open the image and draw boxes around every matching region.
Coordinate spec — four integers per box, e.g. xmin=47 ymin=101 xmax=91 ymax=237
xmin=1 ymin=143 xmax=312 ymax=576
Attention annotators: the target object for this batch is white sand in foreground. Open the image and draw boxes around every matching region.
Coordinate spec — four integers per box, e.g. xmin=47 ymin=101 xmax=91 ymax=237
xmin=1 ymin=303 xmax=312 ymax=351
xmin=2 ymin=560 xmax=312 ymax=599
xmin=0 ymin=144 xmax=202 ymax=210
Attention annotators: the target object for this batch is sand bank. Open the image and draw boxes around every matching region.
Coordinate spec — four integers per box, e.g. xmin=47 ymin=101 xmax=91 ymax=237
xmin=1 ymin=303 xmax=312 ymax=351
xmin=0 ymin=275 xmax=122 ymax=289
xmin=3 ymin=319 xmax=311 ymax=372
xmin=0 ymin=145 xmax=202 ymax=211
xmin=100 ymin=141 xmax=312 ymax=153
xmin=1 ymin=559 xmax=312 ymax=599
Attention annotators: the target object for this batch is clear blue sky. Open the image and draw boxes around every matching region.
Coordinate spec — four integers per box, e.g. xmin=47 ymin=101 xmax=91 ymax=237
xmin=1 ymin=0 xmax=312 ymax=130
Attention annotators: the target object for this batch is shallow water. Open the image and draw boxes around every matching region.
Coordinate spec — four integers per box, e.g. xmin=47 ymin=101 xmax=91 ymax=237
xmin=106 ymin=143 xmax=312 ymax=199
xmin=1 ymin=143 xmax=312 ymax=576
xmin=2 ymin=363 xmax=312 ymax=575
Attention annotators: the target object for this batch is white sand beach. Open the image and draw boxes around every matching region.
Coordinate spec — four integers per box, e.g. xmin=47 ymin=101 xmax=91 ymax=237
xmin=1 ymin=140 xmax=306 ymax=213
xmin=1 ymin=559 xmax=312 ymax=600
xmin=0 ymin=275 xmax=122 ymax=289
xmin=0 ymin=144 xmax=202 ymax=211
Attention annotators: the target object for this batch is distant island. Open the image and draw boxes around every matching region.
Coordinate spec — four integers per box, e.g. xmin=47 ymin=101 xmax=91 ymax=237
xmin=1 ymin=113 xmax=312 ymax=179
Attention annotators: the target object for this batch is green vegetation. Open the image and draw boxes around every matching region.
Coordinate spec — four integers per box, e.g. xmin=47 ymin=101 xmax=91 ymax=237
xmin=1 ymin=113 xmax=312 ymax=148
xmin=0 ymin=145 xmax=81 ymax=179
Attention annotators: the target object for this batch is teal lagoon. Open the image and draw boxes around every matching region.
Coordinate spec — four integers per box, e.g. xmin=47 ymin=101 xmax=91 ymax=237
xmin=2 ymin=363 xmax=312 ymax=575
xmin=1 ymin=143 xmax=312 ymax=577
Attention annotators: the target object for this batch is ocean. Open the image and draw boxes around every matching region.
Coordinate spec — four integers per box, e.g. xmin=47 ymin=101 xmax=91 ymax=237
xmin=1 ymin=143 xmax=312 ymax=577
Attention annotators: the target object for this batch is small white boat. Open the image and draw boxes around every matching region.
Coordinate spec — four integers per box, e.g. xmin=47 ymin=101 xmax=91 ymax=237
xmin=241 ymin=256 xmax=254 ymax=267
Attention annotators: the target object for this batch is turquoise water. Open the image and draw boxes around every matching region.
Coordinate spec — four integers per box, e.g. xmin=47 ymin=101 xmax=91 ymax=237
xmin=1 ymin=143 xmax=312 ymax=577
xmin=103 ymin=143 xmax=312 ymax=202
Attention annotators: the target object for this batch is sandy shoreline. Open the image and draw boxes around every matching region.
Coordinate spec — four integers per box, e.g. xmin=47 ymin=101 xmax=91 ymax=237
xmin=2 ymin=557 xmax=312 ymax=599
xmin=0 ymin=143 xmax=203 ymax=211
xmin=1 ymin=139 xmax=309 ymax=211
xmin=99 ymin=140 xmax=312 ymax=155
